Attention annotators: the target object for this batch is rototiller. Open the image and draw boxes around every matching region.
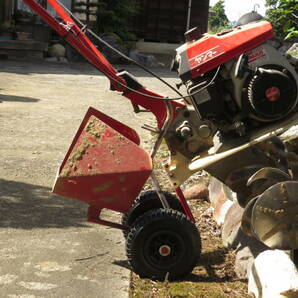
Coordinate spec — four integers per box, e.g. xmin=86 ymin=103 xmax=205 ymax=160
xmin=24 ymin=0 xmax=298 ymax=280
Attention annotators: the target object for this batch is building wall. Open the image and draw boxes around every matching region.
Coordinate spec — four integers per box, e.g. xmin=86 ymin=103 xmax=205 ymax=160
xmin=0 ymin=2 xmax=4 ymax=25
xmin=132 ymin=0 xmax=210 ymax=43
xmin=1 ymin=0 xmax=13 ymax=26
xmin=4 ymin=0 xmax=210 ymax=44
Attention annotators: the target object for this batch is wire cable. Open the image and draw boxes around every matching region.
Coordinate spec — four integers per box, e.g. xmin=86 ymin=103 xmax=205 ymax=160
xmin=103 ymin=64 xmax=220 ymax=101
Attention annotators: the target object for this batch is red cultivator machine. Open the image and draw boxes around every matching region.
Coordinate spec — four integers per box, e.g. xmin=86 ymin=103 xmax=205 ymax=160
xmin=24 ymin=0 xmax=298 ymax=280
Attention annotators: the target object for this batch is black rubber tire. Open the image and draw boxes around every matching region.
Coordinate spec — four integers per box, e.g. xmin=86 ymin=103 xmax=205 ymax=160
xmin=126 ymin=208 xmax=201 ymax=281
xmin=121 ymin=190 xmax=184 ymax=238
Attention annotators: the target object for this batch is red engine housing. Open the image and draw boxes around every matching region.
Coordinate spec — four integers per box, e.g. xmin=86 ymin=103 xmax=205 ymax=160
xmin=177 ymin=21 xmax=274 ymax=82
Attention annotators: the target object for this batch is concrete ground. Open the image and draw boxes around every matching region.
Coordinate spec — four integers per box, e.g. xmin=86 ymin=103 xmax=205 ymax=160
xmin=0 ymin=59 xmax=180 ymax=298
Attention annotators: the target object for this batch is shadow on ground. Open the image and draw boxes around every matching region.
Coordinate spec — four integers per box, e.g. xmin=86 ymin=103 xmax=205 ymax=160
xmin=0 ymin=94 xmax=40 ymax=103
xmin=185 ymin=248 xmax=238 ymax=283
xmin=0 ymin=178 xmax=89 ymax=229
xmin=113 ymin=259 xmax=131 ymax=270
xmin=113 ymin=248 xmax=236 ymax=283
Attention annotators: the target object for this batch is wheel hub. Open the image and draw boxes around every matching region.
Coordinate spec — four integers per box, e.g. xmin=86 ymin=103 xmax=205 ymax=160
xmin=159 ymin=245 xmax=171 ymax=257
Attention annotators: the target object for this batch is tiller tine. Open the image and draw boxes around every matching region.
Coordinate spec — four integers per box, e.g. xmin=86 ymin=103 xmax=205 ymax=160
xmin=241 ymin=196 xmax=259 ymax=237
xmin=250 ymin=181 xmax=298 ymax=250
xmin=247 ymin=167 xmax=291 ymax=186
xmin=53 ymin=107 xmax=152 ymax=228
xmin=241 ymin=168 xmax=294 ymax=241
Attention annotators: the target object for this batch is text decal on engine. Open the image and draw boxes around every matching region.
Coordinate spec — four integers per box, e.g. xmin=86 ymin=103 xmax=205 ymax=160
xmin=247 ymin=46 xmax=267 ymax=63
xmin=189 ymin=46 xmax=225 ymax=70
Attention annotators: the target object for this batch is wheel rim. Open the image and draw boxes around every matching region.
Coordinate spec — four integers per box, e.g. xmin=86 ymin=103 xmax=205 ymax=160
xmin=143 ymin=230 xmax=186 ymax=270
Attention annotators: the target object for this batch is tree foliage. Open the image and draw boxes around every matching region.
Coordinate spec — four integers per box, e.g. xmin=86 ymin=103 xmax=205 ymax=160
xmin=73 ymin=0 xmax=137 ymax=41
xmin=265 ymin=0 xmax=298 ymax=39
xmin=209 ymin=0 xmax=229 ymax=33
xmin=96 ymin=0 xmax=137 ymax=41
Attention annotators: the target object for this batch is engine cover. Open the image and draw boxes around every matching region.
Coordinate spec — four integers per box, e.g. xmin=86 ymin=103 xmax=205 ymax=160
xmin=175 ymin=21 xmax=274 ymax=82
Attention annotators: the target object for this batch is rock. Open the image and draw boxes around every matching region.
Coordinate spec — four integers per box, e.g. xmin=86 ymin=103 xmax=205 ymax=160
xmin=48 ymin=44 xmax=66 ymax=58
xmin=65 ymin=44 xmax=84 ymax=62
xmin=248 ymin=250 xmax=298 ymax=298
xmin=183 ymin=184 xmax=209 ymax=201
xmin=217 ymin=199 xmax=234 ymax=227
xmin=221 ymin=201 xmax=243 ymax=248
xmin=234 ymin=233 xmax=269 ymax=279
xmin=235 ymin=245 xmax=255 ymax=279
xmin=98 ymin=33 xmax=129 ymax=64
xmin=208 ymin=177 xmax=235 ymax=226
xmin=129 ymin=49 xmax=160 ymax=68
xmin=208 ymin=177 xmax=223 ymax=205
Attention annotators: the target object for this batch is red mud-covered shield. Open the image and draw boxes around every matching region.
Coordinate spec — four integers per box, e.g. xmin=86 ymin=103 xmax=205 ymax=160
xmin=53 ymin=107 xmax=152 ymax=228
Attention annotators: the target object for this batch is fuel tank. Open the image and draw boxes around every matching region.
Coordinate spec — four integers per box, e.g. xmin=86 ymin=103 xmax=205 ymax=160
xmin=176 ymin=21 xmax=274 ymax=82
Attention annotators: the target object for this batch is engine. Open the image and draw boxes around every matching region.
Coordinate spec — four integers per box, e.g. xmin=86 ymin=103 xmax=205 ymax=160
xmin=172 ymin=21 xmax=298 ymax=138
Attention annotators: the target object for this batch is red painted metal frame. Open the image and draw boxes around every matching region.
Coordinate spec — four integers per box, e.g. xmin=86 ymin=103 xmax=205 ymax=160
xmin=175 ymin=187 xmax=195 ymax=223
xmin=23 ymin=0 xmax=185 ymax=128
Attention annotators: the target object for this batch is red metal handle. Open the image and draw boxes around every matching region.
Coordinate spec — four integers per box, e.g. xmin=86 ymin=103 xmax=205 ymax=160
xmin=22 ymin=0 xmax=185 ymax=128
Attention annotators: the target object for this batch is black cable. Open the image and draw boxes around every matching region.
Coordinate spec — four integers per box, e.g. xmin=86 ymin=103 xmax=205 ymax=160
xmin=103 ymin=64 xmax=220 ymax=101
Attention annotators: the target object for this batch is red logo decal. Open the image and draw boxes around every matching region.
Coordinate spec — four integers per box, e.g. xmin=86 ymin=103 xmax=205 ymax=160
xmin=265 ymin=87 xmax=280 ymax=102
